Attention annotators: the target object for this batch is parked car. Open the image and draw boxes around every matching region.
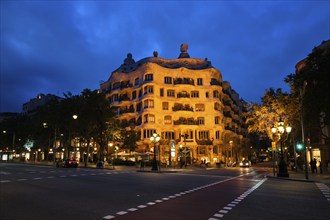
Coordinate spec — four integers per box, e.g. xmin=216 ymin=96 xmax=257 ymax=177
xmin=56 ymin=159 xmax=79 ymax=168
xmin=239 ymin=159 xmax=251 ymax=168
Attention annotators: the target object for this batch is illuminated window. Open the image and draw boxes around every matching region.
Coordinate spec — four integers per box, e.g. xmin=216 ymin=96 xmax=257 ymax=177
xmin=164 ymin=115 xmax=172 ymax=124
xmin=195 ymin=103 xmax=205 ymax=112
xmin=144 ymin=99 xmax=154 ymax=108
xmin=144 ymin=114 xmax=155 ymax=123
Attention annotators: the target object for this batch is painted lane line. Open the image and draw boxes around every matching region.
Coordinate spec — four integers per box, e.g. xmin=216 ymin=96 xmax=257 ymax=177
xmin=33 ymin=177 xmax=42 ymax=180
xmin=209 ymin=178 xmax=267 ymax=220
xmin=127 ymin=208 xmax=138 ymax=212
xmin=59 ymin=175 xmax=66 ymax=178
xmin=116 ymin=211 xmax=127 ymax=215
xmin=315 ymin=183 xmax=330 ymax=203
xmin=102 ymin=173 xmax=252 ymax=219
xmin=47 ymin=176 xmax=55 ymax=179
xmin=0 ymin=180 xmax=11 ymax=183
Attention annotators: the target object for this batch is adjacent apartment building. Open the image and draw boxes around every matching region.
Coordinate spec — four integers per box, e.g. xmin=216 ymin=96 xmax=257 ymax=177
xmin=100 ymin=44 xmax=249 ymax=166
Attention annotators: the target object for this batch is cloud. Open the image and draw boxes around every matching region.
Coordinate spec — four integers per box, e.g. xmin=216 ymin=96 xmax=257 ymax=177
xmin=1 ymin=0 xmax=329 ymax=112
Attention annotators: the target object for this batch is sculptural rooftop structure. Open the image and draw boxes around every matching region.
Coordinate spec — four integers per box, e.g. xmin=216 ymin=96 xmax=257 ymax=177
xmin=112 ymin=44 xmax=212 ymax=73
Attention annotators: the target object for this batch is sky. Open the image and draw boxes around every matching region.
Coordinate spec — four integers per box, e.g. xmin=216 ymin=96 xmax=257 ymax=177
xmin=1 ymin=0 xmax=329 ymax=113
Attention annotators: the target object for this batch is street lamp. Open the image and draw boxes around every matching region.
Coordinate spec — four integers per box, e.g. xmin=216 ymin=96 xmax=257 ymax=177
xmin=2 ymin=130 xmax=15 ymax=159
xmin=150 ymin=133 xmax=160 ymax=171
xmin=272 ymin=118 xmax=292 ymax=177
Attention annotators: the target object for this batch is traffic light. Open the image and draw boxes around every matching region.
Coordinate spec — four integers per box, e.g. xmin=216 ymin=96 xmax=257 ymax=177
xmin=296 ymin=143 xmax=303 ymax=151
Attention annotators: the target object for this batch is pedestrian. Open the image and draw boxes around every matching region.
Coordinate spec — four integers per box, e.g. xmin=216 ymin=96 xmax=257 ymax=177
xmin=319 ymin=160 xmax=323 ymax=174
xmin=310 ymin=158 xmax=317 ymax=173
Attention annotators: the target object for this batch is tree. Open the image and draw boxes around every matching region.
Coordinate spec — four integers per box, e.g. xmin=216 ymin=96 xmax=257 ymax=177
xmin=119 ymin=126 xmax=140 ymax=153
xmin=246 ymin=88 xmax=298 ymax=141
xmin=285 ymin=42 xmax=330 ymax=143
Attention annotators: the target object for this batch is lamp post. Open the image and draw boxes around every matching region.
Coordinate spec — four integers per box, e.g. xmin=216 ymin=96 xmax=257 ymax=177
xmin=272 ymin=119 xmax=292 ymax=177
xmin=150 ymin=133 xmax=160 ymax=171
xmin=2 ymin=130 xmax=15 ymax=160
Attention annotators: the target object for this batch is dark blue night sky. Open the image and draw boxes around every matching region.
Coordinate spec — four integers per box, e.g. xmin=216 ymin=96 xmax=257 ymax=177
xmin=1 ymin=0 xmax=329 ymax=112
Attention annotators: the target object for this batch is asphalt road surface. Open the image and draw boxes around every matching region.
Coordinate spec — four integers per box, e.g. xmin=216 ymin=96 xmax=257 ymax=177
xmin=0 ymin=163 xmax=329 ymax=220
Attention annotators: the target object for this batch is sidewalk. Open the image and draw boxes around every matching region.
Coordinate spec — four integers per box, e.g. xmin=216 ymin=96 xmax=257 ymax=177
xmin=267 ymin=169 xmax=330 ymax=186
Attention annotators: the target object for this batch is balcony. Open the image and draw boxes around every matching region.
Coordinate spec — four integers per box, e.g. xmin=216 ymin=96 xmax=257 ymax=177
xmin=210 ymin=79 xmax=222 ymax=86
xmin=174 ymin=117 xmax=199 ymax=125
xmin=172 ymin=103 xmax=193 ymax=112
xmin=196 ymin=139 xmax=213 ymax=145
xmin=177 ymin=92 xmax=190 ymax=98
xmin=173 ymin=78 xmax=195 ymax=86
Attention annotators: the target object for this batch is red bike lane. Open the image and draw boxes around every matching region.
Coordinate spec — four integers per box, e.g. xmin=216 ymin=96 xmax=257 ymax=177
xmin=112 ymin=172 xmax=267 ymax=220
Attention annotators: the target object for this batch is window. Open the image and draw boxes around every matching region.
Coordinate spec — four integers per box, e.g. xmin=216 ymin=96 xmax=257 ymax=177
xmin=144 ymin=85 xmax=154 ymax=94
xmin=113 ymin=93 xmax=119 ymax=101
xmin=135 ymin=78 xmax=140 ymax=86
xmin=197 ymin=117 xmax=205 ymax=125
xmin=160 ymin=88 xmax=164 ymax=97
xmin=144 ymin=99 xmax=154 ymax=108
xmin=197 ymin=78 xmax=203 ymax=85
xmin=195 ymin=104 xmax=205 ymax=112
xmin=215 ymin=131 xmax=221 ymax=140
xmin=143 ymin=129 xmax=156 ymax=139
xmin=198 ymin=130 xmax=209 ymax=139
xmin=215 ymin=116 xmax=220 ymax=124
xmin=164 ymin=115 xmax=172 ymax=124
xmin=144 ymin=114 xmax=155 ymax=123
xmin=162 ymin=102 xmax=169 ymax=110
xmin=213 ymin=90 xmax=219 ymax=98
xmin=138 ymin=89 xmax=142 ymax=98
xmin=167 ymin=90 xmax=175 ymax=97
xmin=136 ymin=102 xmax=142 ymax=112
xmin=214 ymin=102 xmax=221 ymax=111
xmin=145 ymin=73 xmax=153 ymax=81
xmin=182 ymin=130 xmax=194 ymax=139
xmin=132 ymin=90 xmax=136 ymax=99
xmin=112 ymin=82 xmax=120 ymax=90
xmin=164 ymin=77 xmax=172 ymax=84
xmin=191 ymin=91 xmax=199 ymax=98
xmin=206 ymin=92 xmax=209 ymax=98
xmin=161 ymin=131 xmax=175 ymax=140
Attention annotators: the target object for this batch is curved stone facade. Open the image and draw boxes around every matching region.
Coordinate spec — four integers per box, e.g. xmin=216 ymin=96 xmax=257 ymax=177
xmin=100 ymin=46 xmax=248 ymax=166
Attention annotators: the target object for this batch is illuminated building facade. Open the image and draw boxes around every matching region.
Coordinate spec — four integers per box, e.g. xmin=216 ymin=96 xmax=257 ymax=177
xmin=100 ymin=44 xmax=249 ymax=165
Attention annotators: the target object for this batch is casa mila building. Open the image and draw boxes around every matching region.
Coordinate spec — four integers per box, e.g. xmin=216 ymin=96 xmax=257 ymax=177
xmin=100 ymin=44 xmax=250 ymax=166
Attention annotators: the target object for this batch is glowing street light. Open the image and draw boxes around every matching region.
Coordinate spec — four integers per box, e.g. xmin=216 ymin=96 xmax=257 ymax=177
xmin=150 ymin=133 xmax=160 ymax=171
xmin=272 ymin=118 xmax=292 ymax=177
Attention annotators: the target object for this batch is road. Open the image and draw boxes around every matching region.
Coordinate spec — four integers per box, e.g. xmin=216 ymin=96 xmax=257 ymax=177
xmin=0 ymin=163 xmax=329 ymax=220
